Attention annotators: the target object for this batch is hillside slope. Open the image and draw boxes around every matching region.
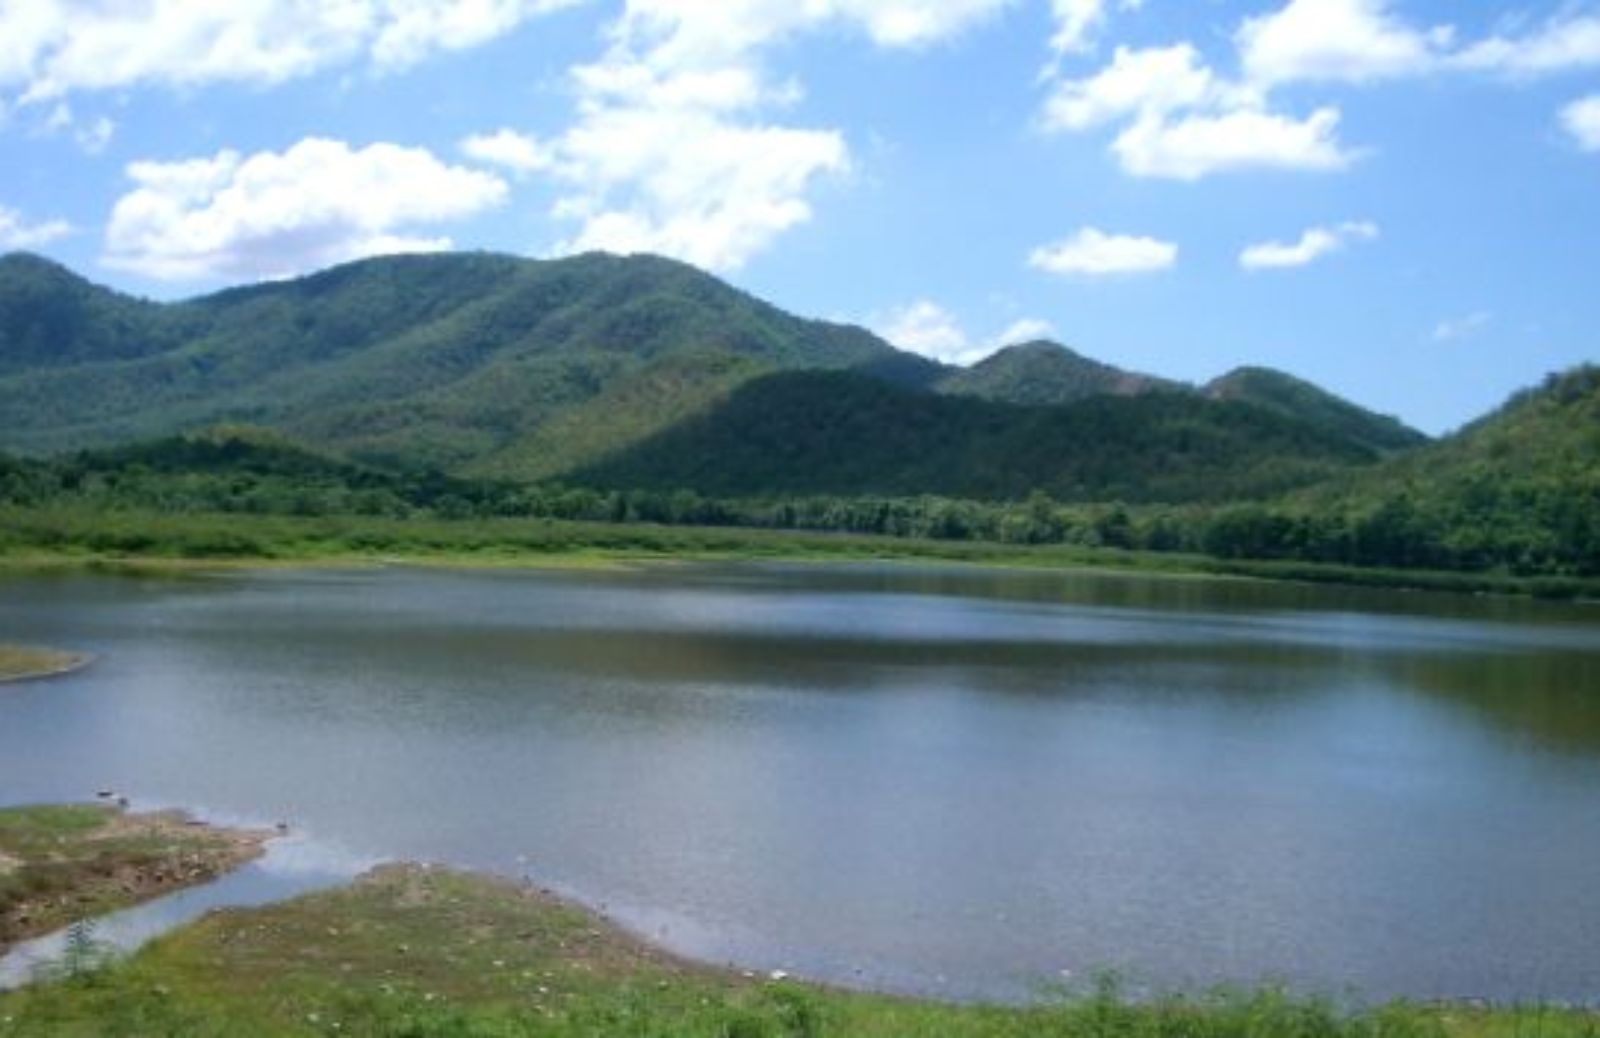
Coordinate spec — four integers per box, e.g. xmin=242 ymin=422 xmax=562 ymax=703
xmin=0 ymin=251 xmax=893 ymax=471
xmin=573 ymin=369 xmax=1384 ymax=503
xmin=0 ymin=252 xmax=1426 ymax=498
xmin=1205 ymin=366 xmax=1426 ymax=454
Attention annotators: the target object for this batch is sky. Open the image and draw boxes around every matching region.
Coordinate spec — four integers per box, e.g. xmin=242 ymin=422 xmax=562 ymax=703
xmin=2 ymin=1 xmax=1599 ymax=435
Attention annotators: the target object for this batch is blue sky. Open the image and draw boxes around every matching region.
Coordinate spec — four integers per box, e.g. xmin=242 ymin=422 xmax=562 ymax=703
xmin=2 ymin=1 xmax=1599 ymax=434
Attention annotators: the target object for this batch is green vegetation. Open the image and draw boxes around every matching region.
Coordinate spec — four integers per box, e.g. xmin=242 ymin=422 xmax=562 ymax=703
xmin=1 ymin=252 xmax=1594 ymax=589
xmin=0 ymin=805 xmax=266 ymax=954
xmin=935 ymin=340 xmax=1181 ymax=406
xmin=0 ymin=251 xmax=889 ymax=474
xmin=0 ymin=252 xmax=1418 ymax=494
xmin=3 ymin=862 xmax=1593 ymax=1037
xmin=0 ymin=645 xmax=84 ymax=683
xmin=1202 ymin=366 xmax=1427 ymax=454
xmin=572 ymin=370 xmax=1381 ymax=502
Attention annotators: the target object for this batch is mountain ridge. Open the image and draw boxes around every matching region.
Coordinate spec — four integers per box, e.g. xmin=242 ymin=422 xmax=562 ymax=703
xmin=0 ymin=250 xmax=1426 ymax=494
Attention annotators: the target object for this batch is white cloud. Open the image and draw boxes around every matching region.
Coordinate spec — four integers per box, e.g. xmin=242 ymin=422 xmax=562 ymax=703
xmin=470 ymin=0 xmax=1007 ymax=272
xmin=1047 ymin=0 xmax=1142 ymax=57
xmin=994 ymin=316 xmax=1056 ymax=345
xmin=1239 ymin=220 xmax=1378 ymax=270
xmin=1041 ymin=44 xmax=1226 ymax=131
xmin=873 ymin=302 xmax=1055 ymax=364
xmin=1114 ymin=106 xmax=1352 ymax=179
xmin=0 ymin=206 xmax=73 ymax=249
xmin=876 ymin=300 xmax=973 ymax=362
xmin=1563 ymin=95 xmax=1600 ymax=152
xmin=1237 ymin=0 xmax=1452 ymax=87
xmin=460 ymin=128 xmax=556 ymax=176
xmin=1028 ymin=227 xmax=1176 ymax=276
xmin=1 ymin=0 xmax=585 ymax=102
xmin=1433 ymin=311 xmax=1491 ymax=342
xmin=1453 ymin=15 xmax=1600 ymax=77
xmin=103 ymin=138 xmax=508 ymax=281
xmin=1040 ymin=40 xmax=1354 ymax=179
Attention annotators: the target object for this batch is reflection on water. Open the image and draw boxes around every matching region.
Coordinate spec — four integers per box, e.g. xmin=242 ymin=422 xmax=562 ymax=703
xmin=1 ymin=563 xmax=1598 ymax=1003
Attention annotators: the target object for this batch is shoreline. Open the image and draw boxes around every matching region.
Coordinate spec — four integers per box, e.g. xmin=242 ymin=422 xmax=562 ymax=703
xmin=2 ymin=804 xmax=1595 ymax=1033
xmin=0 ymin=804 xmax=272 ymax=957
xmin=3 ymin=539 xmax=1596 ymax=605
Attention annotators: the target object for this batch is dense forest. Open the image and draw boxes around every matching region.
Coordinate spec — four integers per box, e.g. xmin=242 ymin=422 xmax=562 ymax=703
xmin=3 ymin=365 xmax=1596 ymax=580
xmin=0 ymin=251 xmax=1419 ymax=487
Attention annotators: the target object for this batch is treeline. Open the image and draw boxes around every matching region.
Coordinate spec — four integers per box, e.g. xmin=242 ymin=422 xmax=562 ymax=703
xmin=3 ymin=432 xmax=1596 ymax=578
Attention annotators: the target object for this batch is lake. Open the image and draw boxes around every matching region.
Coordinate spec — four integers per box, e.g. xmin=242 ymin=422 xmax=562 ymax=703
xmin=2 ymin=564 xmax=1598 ymax=1003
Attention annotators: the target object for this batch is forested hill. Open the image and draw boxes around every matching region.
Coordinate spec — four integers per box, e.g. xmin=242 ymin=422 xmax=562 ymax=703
xmin=0 ymin=250 xmax=893 ymax=471
xmin=1269 ymin=365 xmax=1600 ymax=572
xmin=0 ymin=251 xmax=1424 ymax=496
xmin=935 ymin=340 xmax=1181 ymax=405
xmin=1204 ymin=367 xmax=1426 ymax=454
xmin=571 ymin=369 xmax=1385 ymax=503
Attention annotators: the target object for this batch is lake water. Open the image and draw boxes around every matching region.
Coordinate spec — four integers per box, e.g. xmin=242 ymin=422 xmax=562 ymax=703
xmin=2 ymin=564 xmax=1598 ymax=1003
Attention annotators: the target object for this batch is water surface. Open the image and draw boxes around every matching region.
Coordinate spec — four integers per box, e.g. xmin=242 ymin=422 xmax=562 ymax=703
xmin=2 ymin=564 xmax=1597 ymax=1002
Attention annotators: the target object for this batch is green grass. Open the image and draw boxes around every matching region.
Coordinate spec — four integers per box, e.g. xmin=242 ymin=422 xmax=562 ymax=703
xmin=0 ymin=805 xmax=264 ymax=953
xmin=4 ymin=506 xmax=1598 ymax=601
xmin=1 ymin=864 xmax=1593 ymax=1037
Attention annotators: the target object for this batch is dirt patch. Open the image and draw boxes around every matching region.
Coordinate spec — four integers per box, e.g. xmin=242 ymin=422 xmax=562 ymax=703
xmin=0 ymin=805 xmax=272 ymax=954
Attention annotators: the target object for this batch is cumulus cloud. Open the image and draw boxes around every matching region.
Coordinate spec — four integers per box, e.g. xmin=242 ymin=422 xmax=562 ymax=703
xmin=873 ymin=301 xmax=1056 ymax=365
xmin=1564 ymin=95 xmax=1600 ymax=152
xmin=462 ymin=0 xmax=1008 ymax=272
xmin=1240 ymin=220 xmax=1378 ymax=270
xmin=460 ymin=128 xmax=557 ymax=176
xmin=0 ymin=0 xmax=584 ymax=102
xmin=1237 ymin=0 xmax=1452 ymax=86
xmin=1028 ymin=227 xmax=1176 ymax=276
xmin=103 ymin=138 xmax=508 ymax=281
xmin=1114 ymin=106 xmax=1350 ymax=179
xmin=1453 ymin=14 xmax=1600 ymax=77
xmin=1047 ymin=0 xmax=1143 ymax=57
xmin=0 ymin=206 xmax=73 ymax=249
xmin=1040 ymin=40 xmax=1354 ymax=179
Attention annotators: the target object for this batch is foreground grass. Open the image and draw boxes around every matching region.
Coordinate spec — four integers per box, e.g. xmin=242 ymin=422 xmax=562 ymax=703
xmin=3 ymin=507 xmax=1596 ymax=600
xmin=0 ymin=805 xmax=268 ymax=954
xmin=1 ymin=863 xmax=1594 ymax=1038
xmin=0 ymin=645 xmax=86 ymax=683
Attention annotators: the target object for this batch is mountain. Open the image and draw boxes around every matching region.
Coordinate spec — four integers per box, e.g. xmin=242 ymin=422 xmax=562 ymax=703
xmin=0 ymin=251 xmax=893 ymax=472
xmin=1185 ymin=366 xmax=1599 ymax=574
xmin=0 ymin=251 xmax=1425 ymax=500
xmin=936 ymin=340 xmax=1180 ymax=406
xmin=1204 ymin=366 xmax=1426 ymax=454
xmin=572 ymin=369 xmax=1387 ymax=503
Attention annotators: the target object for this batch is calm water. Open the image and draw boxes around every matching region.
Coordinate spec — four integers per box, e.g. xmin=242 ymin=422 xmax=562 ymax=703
xmin=2 ymin=564 xmax=1598 ymax=1002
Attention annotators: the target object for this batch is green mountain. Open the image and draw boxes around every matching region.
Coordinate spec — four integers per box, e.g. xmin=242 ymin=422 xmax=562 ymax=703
xmin=1204 ymin=366 xmax=1426 ymax=454
xmin=572 ymin=369 xmax=1387 ymax=503
xmin=0 ymin=251 xmax=1425 ymax=501
xmin=1295 ymin=366 xmax=1600 ymax=571
xmin=936 ymin=340 xmax=1179 ymax=406
xmin=0 ymin=251 xmax=891 ymax=472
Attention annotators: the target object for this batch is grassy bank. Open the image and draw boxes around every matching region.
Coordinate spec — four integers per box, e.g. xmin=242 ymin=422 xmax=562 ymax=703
xmin=1 ymin=862 xmax=1593 ymax=1037
xmin=3 ymin=507 xmax=1596 ymax=600
xmin=0 ymin=805 xmax=269 ymax=955
xmin=0 ymin=646 xmax=88 ymax=684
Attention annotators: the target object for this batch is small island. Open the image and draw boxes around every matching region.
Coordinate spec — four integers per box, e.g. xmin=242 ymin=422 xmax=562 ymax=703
xmin=0 ymin=645 xmax=90 ymax=685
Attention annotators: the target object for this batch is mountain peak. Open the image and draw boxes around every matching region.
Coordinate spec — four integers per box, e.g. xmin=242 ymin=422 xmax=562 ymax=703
xmin=940 ymin=339 xmax=1177 ymax=407
xmin=1204 ymin=365 xmax=1426 ymax=453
